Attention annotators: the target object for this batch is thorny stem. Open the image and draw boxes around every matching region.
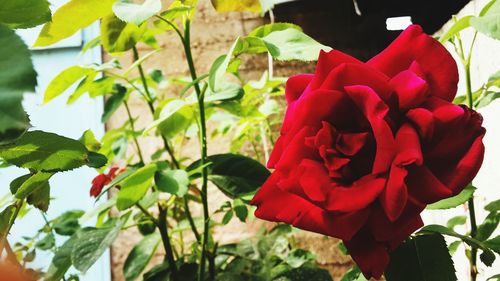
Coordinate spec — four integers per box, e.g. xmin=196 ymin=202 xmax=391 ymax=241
xmin=455 ymin=30 xmax=478 ymax=281
xmin=123 ymin=100 xmax=146 ymax=164
xmin=179 ymin=19 xmax=210 ymax=281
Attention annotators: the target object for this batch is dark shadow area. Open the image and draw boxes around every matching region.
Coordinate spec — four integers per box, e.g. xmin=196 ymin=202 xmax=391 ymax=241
xmin=273 ymin=0 xmax=470 ymax=61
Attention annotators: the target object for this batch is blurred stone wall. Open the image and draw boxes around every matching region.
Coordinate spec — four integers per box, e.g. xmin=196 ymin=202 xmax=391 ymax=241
xmin=105 ymin=0 xmax=353 ymax=280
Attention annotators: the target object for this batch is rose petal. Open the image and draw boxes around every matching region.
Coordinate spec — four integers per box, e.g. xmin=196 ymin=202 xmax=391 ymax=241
xmin=298 ymin=159 xmax=331 ymax=202
xmin=325 ymin=175 xmax=386 ymax=212
xmin=285 ymin=74 xmax=314 ymax=103
xmin=252 ymin=172 xmax=369 ymax=240
xmin=390 ymin=70 xmax=429 ymax=111
xmin=367 ymin=25 xmax=458 ymax=101
xmin=380 ymin=165 xmax=409 ymax=221
xmin=406 ymin=165 xmax=453 ymax=204
xmin=344 ymin=229 xmax=390 ymax=279
xmin=311 ymin=50 xmax=363 ymax=89
xmin=344 ymin=85 xmax=396 ymax=174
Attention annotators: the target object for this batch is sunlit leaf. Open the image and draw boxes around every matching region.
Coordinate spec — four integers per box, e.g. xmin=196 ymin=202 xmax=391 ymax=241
xmin=116 ymin=164 xmax=157 ymax=210
xmin=44 ymin=66 xmax=95 ymax=104
xmin=35 ymin=0 xmax=116 ymax=47
xmin=155 ymin=169 xmax=189 ymax=197
xmin=113 ymin=0 xmax=162 ymax=25
xmin=427 ymin=185 xmax=476 ymax=210
xmin=210 ymin=0 xmax=261 ymax=13
xmin=0 ymin=0 xmax=51 ymax=29
xmin=101 ymin=14 xmax=147 ymax=53
xmin=439 ymin=16 xmax=473 ymax=43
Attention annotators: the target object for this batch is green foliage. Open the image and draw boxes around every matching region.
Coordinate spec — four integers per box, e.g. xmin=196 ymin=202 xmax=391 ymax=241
xmin=419 ymin=224 xmax=496 ymax=266
xmin=0 ymin=131 xmax=106 ymax=172
xmin=124 ymin=232 xmax=161 ymax=281
xmin=52 ymin=210 xmax=85 ymax=236
xmin=385 ymin=233 xmax=457 ymax=281
xmin=446 ymin=216 xmax=467 ymax=230
xmin=71 ymin=218 xmax=125 ymax=272
xmin=0 ymin=26 xmax=37 ymax=142
xmin=427 ymin=185 xmax=476 ymax=210
xmin=486 ymin=198 xmax=500 ymax=212
xmin=0 ymin=0 xmax=51 ymax=29
xmin=35 ymin=0 xmax=116 ymax=47
xmin=188 ymin=153 xmax=270 ymax=199
xmin=102 ymin=84 xmax=127 ymax=123
xmin=439 ymin=16 xmax=473 ymax=43
xmin=113 ymin=0 xmax=162 ymax=25
xmin=340 ymin=266 xmax=368 ymax=281
xmin=44 ymin=66 xmax=95 ymax=104
xmin=101 ymin=14 xmax=147 ymax=54
xmin=155 ymin=169 xmax=190 ymax=197
xmin=117 ymin=164 xmax=157 ymax=210
xmin=471 ymin=0 xmax=500 ymax=40
xmin=210 ymin=0 xmax=261 ymax=13
xmin=484 ymin=236 xmax=500 ymax=255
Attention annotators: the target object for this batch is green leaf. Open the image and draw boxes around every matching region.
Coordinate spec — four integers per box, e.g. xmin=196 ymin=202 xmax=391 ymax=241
xmin=233 ymin=199 xmax=248 ymax=222
xmin=53 ymin=210 xmax=84 ymax=236
xmin=204 ymin=84 xmax=244 ymax=102
xmin=34 ymin=0 xmax=116 ymax=47
xmin=45 ymin=234 xmax=79 ymax=281
xmin=340 ymin=266 xmax=367 ymax=281
xmin=448 ymin=240 xmax=461 ymax=256
xmin=222 ymin=210 xmax=233 ymax=225
xmin=187 ymin=153 xmax=270 ymax=199
xmin=209 ymin=39 xmax=239 ymax=93
xmin=477 ymin=211 xmax=499 ymax=241
xmin=419 ymin=224 xmax=496 ymax=266
xmin=285 ymin=249 xmax=315 ymax=268
xmin=481 ymin=0 xmax=499 ymax=16
xmin=79 ymin=130 xmax=101 ymax=152
xmin=427 ymin=185 xmax=476 ymax=210
xmin=117 ymin=164 xmax=157 ymax=210
xmin=0 ymin=130 xmax=97 ymax=172
xmin=113 ymin=0 xmax=162 ymax=25
xmin=72 ymin=219 xmax=125 ymax=273
xmin=36 ymin=233 xmax=56 ymax=250
xmin=249 ymin=23 xmax=302 ymax=38
xmin=157 ymin=104 xmax=194 ymax=139
xmin=487 ymin=274 xmax=500 ymax=281
xmin=446 ymin=216 xmax=467 ymax=230
xmin=261 ymin=28 xmax=331 ymax=61
xmin=44 ymin=66 xmax=95 ymax=104
xmin=385 ymin=233 xmax=457 ymax=281
xmin=101 ymin=14 xmax=146 ymax=53
xmin=273 ymin=266 xmax=333 ymax=281
xmin=471 ymin=0 xmax=500 ymax=40
xmin=155 ymin=169 xmax=189 ymax=197
xmin=210 ymin=0 xmax=261 ymax=13
xmin=87 ymin=151 xmax=108 ymax=168
xmin=0 ymin=0 xmax=51 ymax=29
xmin=145 ymin=99 xmax=188 ymax=134
xmin=476 ymin=91 xmax=500 ymax=108
xmin=487 ymin=70 xmax=500 ymax=87
xmin=484 ymin=235 xmax=500 ymax=254
xmin=486 ymin=198 xmax=500 ymax=212
xmin=102 ymin=84 xmax=127 ymax=123
xmin=11 ymin=171 xmax=52 ymax=199
xmin=0 ymin=205 xmax=15 ymax=237
xmin=27 ymin=181 xmax=50 ymax=212
xmin=0 ymin=27 xmax=36 ymax=141
xmin=124 ymin=232 xmax=161 ymax=281
xmin=439 ymin=16 xmax=473 ymax=43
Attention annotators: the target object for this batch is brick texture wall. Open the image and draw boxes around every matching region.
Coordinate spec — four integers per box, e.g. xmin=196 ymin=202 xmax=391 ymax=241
xmin=105 ymin=1 xmax=353 ymax=280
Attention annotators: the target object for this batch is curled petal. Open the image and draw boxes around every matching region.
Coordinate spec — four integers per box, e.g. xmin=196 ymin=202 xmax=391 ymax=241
xmin=285 ymin=74 xmax=314 ymax=103
xmin=311 ymin=50 xmax=363 ymax=89
xmin=390 ymin=70 xmax=429 ymax=111
xmin=325 ymin=175 xmax=386 ymax=212
xmin=367 ymin=25 xmax=458 ymax=101
xmin=344 ymin=229 xmax=390 ymax=279
xmin=344 ymin=85 xmax=396 ymax=174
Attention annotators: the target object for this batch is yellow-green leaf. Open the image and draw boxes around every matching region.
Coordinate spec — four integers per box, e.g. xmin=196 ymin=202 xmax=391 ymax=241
xmin=34 ymin=0 xmax=116 ymax=47
xmin=44 ymin=66 xmax=95 ymax=104
xmin=210 ymin=0 xmax=261 ymax=13
xmin=117 ymin=164 xmax=157 ymax=210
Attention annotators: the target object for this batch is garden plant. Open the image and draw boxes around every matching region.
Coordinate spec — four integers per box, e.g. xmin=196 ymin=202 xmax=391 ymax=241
xmin=0 ymin=0 xmax=499 ymax=281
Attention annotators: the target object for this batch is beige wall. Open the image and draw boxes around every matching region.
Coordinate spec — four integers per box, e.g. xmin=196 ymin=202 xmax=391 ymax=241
xmin=106 ymin=1 xmax=350 ymax=280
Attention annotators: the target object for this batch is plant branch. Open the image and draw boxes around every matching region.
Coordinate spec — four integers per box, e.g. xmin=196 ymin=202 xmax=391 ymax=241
xmin=180 ymin=19 xmax=210 ymax=281
xmin=158 ymin=206 xmax=178 ymax=281
xmin=132 ymin=46 xmax=180 ymax=169
xmin=123 ymin=100 xmax=146 ymax=164
xmin=183 ymin=197 xmax=201 ymax=242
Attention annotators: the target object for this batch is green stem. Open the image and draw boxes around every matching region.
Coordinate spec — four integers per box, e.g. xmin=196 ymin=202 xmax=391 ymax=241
xmin=132 ymin=46 xmax=180 ymax=169
xmin=180 ymin=20 xmax=210 ymax=281
xmin=158 ymin=206 xmax=178 ymax=281
xmin=123 ymin=100 xmax=146 ymax=164
xmin=0 ymin=199 xmax=23 ymax=254
xmin=184 ymin=197 xmax=201 ymax=242
xmin=456 ymin=31 xmax=478 ymax=281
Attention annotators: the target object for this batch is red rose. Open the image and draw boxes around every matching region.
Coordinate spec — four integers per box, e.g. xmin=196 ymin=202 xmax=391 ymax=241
xmin=251 ymin=25 xmax=485 ymax=279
